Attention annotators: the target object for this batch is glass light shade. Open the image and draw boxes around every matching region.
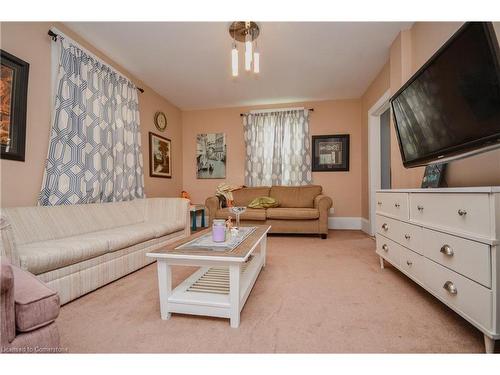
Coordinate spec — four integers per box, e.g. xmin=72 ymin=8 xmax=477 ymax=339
xmin=231 ymin=46 xmax=238 ymax=77
xmin=245 ymin=39 xmax=252 ymax=71
xmin=253 ymin=52 xmax=260 ymax=73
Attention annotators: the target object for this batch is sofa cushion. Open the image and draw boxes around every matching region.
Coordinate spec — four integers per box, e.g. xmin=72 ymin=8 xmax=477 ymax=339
xmin=215 ymin=208 xmax=267 ymax=221
xmin=270 ymin=185 xmax=322 ymax=208
xmin=17 ymin=234 xmax=110 ymax=275
xmin=232 ymin=187 xmax=270 ymax=207
xmin=266 ymin=208 xmax=320 ymax=220
xmin=148 ymin=221 xmax=186 ymax=238
xmin=2 ymin=199 xmax=146 ymax=245
xmin=103 ymin=223 xmax=157 ymax=252
xmin=11 ymin=265 xmax=60 ymax=332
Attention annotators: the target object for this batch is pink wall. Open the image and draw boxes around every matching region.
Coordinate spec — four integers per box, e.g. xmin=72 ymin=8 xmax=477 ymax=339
xmin=182 ymin=99 xmax=363 ymax=218
xmin=359 ymin=22 xmax=500 ymax=219
xmin=2 ymin=21 xmax=499 ymax=217
xmin=0 ymin=22 xmax=183 ymax=207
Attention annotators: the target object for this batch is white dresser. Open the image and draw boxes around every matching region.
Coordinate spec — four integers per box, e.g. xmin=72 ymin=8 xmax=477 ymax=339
xmin=375 ymin=187 xmax=500 ymax=353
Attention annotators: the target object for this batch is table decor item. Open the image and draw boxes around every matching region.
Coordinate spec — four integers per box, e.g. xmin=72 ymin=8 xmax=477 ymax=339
xmin=176 ymin=226 xmax=256 ymax=252
xmin=212 ymin=219 xmax=226 ymax=242
xmin=229 ymin=206 xmax=247 ymax=229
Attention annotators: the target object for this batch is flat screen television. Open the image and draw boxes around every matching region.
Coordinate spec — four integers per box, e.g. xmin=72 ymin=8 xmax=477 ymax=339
xmin=390 ymin=22 xmax=500 ymax=168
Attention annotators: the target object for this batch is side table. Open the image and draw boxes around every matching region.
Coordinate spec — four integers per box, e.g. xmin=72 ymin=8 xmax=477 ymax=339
xmin=190 ymin=204 xmax=206 ymax=232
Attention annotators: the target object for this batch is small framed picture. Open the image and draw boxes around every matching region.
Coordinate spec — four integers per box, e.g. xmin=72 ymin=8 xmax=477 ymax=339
xmin=421 ymin=163 xmax=447 ymax=188
xmin=149 ymin=132 xmax=172 ymax=178
xmin=1 ymin=49 xmax=29 ymax=161
xmin=312 ymin=134 xmax=350 ymax=172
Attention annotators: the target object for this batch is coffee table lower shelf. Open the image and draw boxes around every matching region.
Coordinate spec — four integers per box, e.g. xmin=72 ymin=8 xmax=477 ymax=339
xmin=164 ymin=252 xmax=264 ymax=327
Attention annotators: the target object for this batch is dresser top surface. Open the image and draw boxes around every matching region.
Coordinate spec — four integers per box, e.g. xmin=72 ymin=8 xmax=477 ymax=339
xmin=377 ymin=187 xmax=500 ymax=193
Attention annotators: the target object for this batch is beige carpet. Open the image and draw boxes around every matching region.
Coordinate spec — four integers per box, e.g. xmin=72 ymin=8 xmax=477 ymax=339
xmin=57 ymin=230 xmax=490 ymax=353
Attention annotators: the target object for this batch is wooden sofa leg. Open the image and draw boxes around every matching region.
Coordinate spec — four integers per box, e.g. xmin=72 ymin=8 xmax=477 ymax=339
xmin=321 ymin=233 xmax=327 ymax=239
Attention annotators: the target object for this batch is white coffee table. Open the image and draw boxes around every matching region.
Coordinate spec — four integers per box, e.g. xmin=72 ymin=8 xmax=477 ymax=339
xmin=147 ymin=225 xmax=270 ymax=327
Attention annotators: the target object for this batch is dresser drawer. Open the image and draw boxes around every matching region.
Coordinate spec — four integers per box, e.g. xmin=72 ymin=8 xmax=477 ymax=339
xmin=376 ymin=192 xmax=409 ymax=220
xmin=376 ymin=215 xmax=422 ymax=254
xmin=409 ymin=193 xmax=491 ymax=239
xmin=399 ymin=246 xmax=424 ymax=281
xmin=375 ymin=234 xmax=401 ymax=267
xmin=421 ymin=228 xmax=491 ymax=288
xmin=423 ymin=259 xmax=492 ymax=330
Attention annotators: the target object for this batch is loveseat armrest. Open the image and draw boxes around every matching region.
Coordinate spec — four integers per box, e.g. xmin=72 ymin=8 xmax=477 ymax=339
xmin=0 ymin=215 xmax=20 ymax=267
xmin=314 ymin=194 xmax=333 ymax=210
xmin=205 ymin=196 xmax=220 ymax=226
xmin=1 ymin=260 xmax=16 ymax=345
xmin=314 ymin=195 xmax=333 ymax=236
xmin=145 ymin=198 xmax=191 ymax=237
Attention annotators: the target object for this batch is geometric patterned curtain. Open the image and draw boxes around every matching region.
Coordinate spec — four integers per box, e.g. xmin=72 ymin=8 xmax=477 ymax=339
xmin=242 ymin=109 xmax=312 ymax=186
xmin=39 ymin=36 xmax=145 ymax=205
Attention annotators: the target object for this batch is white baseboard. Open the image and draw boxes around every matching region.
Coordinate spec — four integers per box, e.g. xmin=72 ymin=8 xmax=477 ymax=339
xmin=361 ymin=218 xmax=371 ymax=235
xmin=328 ymin=217 xmax=364 ymax=230
xmin=197 ymin=213 xmax=369 ymax=232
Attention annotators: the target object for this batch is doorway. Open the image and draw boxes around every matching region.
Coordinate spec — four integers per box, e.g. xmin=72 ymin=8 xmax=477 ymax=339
xmin=380 ymin=109 xmax=392 ymax=190
xmin=368 ymin=90 xmax=391 ymax=236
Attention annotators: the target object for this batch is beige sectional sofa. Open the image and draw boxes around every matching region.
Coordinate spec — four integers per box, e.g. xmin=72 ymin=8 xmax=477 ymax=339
xmin=206 ymin=185 xmax=332 ymax=238
xmin=0 ymin=198 xmax=190 ymax=305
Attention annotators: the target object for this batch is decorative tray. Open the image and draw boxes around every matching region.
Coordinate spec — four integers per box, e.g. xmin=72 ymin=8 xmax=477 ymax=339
xmin=175 ymin=226 xmax=257 ymax=252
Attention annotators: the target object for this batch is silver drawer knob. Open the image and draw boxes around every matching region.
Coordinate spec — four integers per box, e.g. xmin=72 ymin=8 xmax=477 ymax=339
xmin=394 ymin=202 xmax=400 ymax=208
xmin=458 ymin=209 xmax=467 ymax=216
xmin=406 ymin=260 xmax=413 ymax=266
xmin=417 ymin=205 xmax=424 ymax=211
xmin=443 ymin=281 xmax=458 ymax=295
xmin=382 ymin=244 xmax=388 ymax=252
xmin=440 ymin=244 xmax=454 ymax=256
xmin=377 ymin=201 xmax=382 ymax=206
xmin=404 ymin=234 xmax=411 ymax=240
xmin=382 ymin=223 xmax=389 ymax=231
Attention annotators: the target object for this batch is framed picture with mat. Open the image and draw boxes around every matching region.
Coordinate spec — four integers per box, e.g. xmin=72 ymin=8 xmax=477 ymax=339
xmin=421 ymin=163 xmax=447 ymax=188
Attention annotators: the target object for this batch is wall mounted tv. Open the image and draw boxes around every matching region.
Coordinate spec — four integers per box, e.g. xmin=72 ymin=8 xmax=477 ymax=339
xmin=390 ymin=22 xmax=500 ymax=168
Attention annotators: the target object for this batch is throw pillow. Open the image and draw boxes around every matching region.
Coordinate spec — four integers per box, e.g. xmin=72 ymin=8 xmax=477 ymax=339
xmin=248 ymin=196 xmax=279 ymax=209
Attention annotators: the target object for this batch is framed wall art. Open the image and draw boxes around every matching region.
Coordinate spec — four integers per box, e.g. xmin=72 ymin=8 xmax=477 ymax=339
xmin=149 ymin=132 xmax=172 ymax=178
xmin=421 ymin=163 xmax=447 ymax=188
xmin=312 ymin=134 xmax=350 ymax=172
xmin=1 ymin=49 xmax=29 ymax=161
xmin=196 ymin=133 xmax=226 ymax=179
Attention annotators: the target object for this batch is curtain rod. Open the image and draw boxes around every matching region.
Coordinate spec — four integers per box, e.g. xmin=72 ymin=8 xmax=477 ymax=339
xmin=47 ymin=29 xmax=144 ymax=94
xmin=240 ymin=108 xmax=314 ymax=116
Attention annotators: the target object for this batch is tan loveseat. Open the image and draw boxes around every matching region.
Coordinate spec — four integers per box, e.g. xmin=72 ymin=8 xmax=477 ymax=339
xmin=0 ymin=198 xmax=190 ymax=305
xmin=206 ymin=185 xmax=332 ymax=238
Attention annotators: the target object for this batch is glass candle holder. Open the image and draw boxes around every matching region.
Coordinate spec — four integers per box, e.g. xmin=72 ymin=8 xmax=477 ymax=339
xmin=229 ymin=206 xmax=247 ymax=229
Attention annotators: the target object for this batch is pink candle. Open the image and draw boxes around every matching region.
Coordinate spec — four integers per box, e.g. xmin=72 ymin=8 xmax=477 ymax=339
xmin=212 ymin=220 xmax=226 ymax=242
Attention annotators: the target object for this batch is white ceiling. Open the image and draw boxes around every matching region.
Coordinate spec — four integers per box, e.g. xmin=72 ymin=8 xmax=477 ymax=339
xmin=64 ymin=22 xmax=412 ymax=110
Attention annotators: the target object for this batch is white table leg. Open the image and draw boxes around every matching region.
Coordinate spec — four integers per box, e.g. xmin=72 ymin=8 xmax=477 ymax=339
xmin=229 ymin=264 xmax=241 ymax=328
xmin=157 ymin=260 xmax=172 ymax=320
xmin=379 ymin=256 xmax=385 ymax=269
xmin=261 ymin=236 xmax=267 ymax=268
xmin=484 ymin=334 xmax=496 ymax=354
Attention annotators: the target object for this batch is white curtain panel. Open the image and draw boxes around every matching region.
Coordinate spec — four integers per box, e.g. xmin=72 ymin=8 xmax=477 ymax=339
xmin=243 ymin=109 xmax=312 ymax=186
xmin=39 ymin=36 xmax=145 ymax=205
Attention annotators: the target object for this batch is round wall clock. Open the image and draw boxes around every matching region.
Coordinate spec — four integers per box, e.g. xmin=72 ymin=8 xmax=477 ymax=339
xmin=154 ymin=111 xmax=167 ymax=132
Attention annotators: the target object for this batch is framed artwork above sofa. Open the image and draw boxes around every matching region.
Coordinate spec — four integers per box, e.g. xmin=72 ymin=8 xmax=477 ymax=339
xmin=312 ymin=134 xmax=350 ymax=172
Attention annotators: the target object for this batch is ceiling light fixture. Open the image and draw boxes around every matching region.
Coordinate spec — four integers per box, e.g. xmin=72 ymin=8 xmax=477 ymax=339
xmin=229 ymin=21 xmax=260 ymax=77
